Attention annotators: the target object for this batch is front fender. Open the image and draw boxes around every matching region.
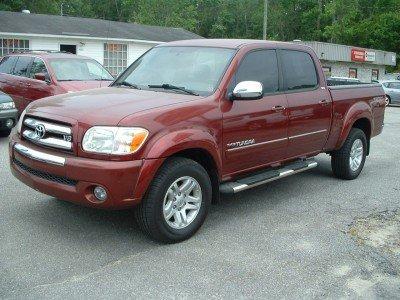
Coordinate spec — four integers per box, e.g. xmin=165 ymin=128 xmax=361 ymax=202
xmin=132 ymin=129 xmax=222 ymax=201
xmin=336 ymin=101 xmax=373 ymax=149
xmin=145 ymin=129 xmax=222 ymax=168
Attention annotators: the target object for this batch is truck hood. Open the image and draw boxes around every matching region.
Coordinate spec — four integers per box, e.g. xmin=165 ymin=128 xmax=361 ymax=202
xmin=28 ymin=87 xmax=200 ymax=125
xmin=58 ymin=80 xmax=112 ymax=92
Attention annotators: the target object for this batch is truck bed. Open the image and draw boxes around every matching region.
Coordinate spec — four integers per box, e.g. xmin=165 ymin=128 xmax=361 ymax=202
xmin=324 ymin=83 xmax=386 ymax=151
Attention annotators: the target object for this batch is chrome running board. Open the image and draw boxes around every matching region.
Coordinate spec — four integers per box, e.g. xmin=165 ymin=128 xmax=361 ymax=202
xmin=219 ymin=159 xmax=318 ymax=194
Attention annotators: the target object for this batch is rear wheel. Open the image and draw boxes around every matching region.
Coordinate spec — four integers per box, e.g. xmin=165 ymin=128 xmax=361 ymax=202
xmin=134 ymin=157 xmax=212 ymax=243
xmin=0 ymin=129 xmax=11 ymax=137
xmin=331 ymin=128 xmax=367 ymax=180
xmin=385 ymin=95 xmax=391 ymax=106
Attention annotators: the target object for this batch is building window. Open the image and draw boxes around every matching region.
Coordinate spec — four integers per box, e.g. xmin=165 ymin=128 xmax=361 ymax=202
xmin=0 ymin=38 xmax=29 ymax=56
xmin=349 ymin=68 xmax=358 ymax=78
xmin=322 ymin=66 xmax=331 ymax=78
xmin=103 ymin=43 xmax=127 ymax=76
xmin=372 ymin=69 xmax=379 ymax=81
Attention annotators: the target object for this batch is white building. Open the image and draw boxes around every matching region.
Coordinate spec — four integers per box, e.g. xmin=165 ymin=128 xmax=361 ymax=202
xmin=0 ymin=11 xmax=201 ymax=76
xmin=297 ymin=41 xmax=397 ymax=82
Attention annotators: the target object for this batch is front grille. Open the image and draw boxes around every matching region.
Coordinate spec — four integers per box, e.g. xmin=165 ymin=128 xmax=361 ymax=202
xmin=22 ymin=117 xmax=73 ymax=151
xmin=13 ymin=158 xmax=78 ymax=186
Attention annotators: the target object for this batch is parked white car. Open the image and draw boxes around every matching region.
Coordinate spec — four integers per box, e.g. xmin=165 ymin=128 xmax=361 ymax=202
xmin=380 ymin=80 xmax=400 ymax=106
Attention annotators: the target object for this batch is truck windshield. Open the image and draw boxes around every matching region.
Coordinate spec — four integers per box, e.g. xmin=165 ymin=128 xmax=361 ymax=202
xmin=114 ymin=46 xmax=236 ymax=96
xmin=50 ymin=58 xmax=114 ymax=81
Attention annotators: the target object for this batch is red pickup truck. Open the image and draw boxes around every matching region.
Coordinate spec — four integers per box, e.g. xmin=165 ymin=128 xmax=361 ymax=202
xmin=9 ymin=39 xmax=385 ymax=243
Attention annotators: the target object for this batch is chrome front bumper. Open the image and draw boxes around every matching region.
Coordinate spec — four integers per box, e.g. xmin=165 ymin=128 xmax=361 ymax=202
xmin=14 ymin=143 xmax=66 ymax=166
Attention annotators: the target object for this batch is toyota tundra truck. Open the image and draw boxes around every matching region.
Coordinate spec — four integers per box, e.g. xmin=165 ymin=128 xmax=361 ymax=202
xmin=9 ymin=39 xmax=386 ymax=243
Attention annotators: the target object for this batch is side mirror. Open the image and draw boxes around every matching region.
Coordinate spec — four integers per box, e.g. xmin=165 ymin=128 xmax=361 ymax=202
xmin=34 ymin=73 xmax=51 ymax=84
xmin=231 ymin=81 xmax=263 ymax=100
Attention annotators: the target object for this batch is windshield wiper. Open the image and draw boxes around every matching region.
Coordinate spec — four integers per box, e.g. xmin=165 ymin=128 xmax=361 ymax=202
xmin=114 ymin=81 xmax=141 ymax=89
xmin=148 ymin=83 xmax=199 ymax=96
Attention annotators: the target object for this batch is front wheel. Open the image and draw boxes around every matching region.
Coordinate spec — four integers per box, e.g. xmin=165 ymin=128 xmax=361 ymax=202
xmin=134 ymin=157 xmax=212 ymax=243
xmin=331 ymin=128 xmax=367 ymax=180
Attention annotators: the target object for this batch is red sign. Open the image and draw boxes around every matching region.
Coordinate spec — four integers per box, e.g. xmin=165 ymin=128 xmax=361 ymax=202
xmin=351 ymin=49 xmax=365 ymax=62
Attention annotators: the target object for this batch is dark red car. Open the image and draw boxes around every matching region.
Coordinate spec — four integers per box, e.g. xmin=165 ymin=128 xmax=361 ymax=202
xmin=9 ymin=40 xmax=386 ymax=243
xmin=0 ymin=51 xmax=113 ymax=114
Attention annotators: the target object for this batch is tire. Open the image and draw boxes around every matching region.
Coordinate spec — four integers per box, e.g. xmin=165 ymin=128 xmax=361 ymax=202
xmin=134 ymin=157 xmax=212 ymax=243
xmin=385 ymin=95 xmax=391 ymax=106
xmin=0 ymin=129 xmax=11 ymax=137
xmin=331 ymin=128 xmax=367 ymax=180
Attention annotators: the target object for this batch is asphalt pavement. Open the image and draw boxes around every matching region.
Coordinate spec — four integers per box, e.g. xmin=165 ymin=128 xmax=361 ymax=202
xmin=1 ymin=108 xmax=400 ymax=299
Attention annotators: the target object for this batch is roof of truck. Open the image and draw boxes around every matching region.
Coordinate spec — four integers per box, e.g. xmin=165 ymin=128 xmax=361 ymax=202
xmin=160 ymin=39 xmax=311 ymax=50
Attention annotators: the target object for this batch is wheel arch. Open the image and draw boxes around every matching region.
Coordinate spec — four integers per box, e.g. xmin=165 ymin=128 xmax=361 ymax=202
xmin=169 ymin=148 xmax=221 ymax=203
xmin=134 ymin=129 xmax=222 ymax=203
xmin=336 ymin=101 xmax=373 ymax=155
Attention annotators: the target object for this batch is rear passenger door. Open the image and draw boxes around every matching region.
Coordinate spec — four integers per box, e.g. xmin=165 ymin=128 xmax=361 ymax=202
xmin=223 ymin=49 xmax=289 ymax=176
xmin=8 ymin=56 xmax=33 ymax=112
xmin=27 ymin=57 xmax=53 ymax=101
xmin=0 ymin=56 xmax=18 ymax=98
xmin=280 ymin=50 xmax=332 ymax=158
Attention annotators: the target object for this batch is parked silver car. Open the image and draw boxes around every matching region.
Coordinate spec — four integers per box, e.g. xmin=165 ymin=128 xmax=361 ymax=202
xmin=381 ymin=81 xmax=400 ymax=106
xmin=0 ymin=90 xmax=17 ymax=137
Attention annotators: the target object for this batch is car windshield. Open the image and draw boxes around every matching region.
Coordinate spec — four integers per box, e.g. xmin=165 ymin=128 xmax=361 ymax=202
xmin=49 ymin=58 xmax=114 ymax=81
xmin=115 ymin=46 xmax=236 ymax=96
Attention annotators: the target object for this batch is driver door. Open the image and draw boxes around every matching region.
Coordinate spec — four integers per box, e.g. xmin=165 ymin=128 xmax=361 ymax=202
xmin=222 ymin=49 xmax=289 ymax=177
xmin=26 ymin=57 xmax=53 ymax=103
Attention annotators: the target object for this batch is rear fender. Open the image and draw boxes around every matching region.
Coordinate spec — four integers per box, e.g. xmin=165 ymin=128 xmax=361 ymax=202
xmin=336 ymin=101 xmax=373 ymax=149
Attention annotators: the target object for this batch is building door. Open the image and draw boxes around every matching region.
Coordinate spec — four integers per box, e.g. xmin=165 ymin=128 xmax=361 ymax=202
xmin=60 ymin=44 xmax=76 ymax=54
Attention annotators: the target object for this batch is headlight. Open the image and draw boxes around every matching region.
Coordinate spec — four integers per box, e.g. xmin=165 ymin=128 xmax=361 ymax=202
xmin=82 ymin=126 xmax=149 ymax=155
xmin=0 ymin=101 xmax=15 ymax=110
xmin=17 ymin=109 xmax=27 ymax=134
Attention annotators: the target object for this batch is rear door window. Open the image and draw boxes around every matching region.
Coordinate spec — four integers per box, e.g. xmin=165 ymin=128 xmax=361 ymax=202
xmin=0 ymin=56 xmax=17 ymax=74
xmin=234 ymin=49 xmax=279 ymax=94
xmin=281 ymin=50 xmax=318 ymax=91
xmin=12 ymin=56 xmax=32 ymax=77
xmin=388 ymin=82 xmax=400 ymax=89
xmin=29 ymin=58 xmax=49 ymax=78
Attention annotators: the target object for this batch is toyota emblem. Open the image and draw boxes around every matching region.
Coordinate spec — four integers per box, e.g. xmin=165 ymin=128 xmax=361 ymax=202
xmin=34 ymin=124 xmax=46 ymax=139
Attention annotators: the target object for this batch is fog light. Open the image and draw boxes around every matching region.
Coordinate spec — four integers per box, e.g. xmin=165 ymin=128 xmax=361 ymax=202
xmin=6 ymin=119 xmax=14 ymax=128
xmin=94 ymin=186 xmax=108 ymax=202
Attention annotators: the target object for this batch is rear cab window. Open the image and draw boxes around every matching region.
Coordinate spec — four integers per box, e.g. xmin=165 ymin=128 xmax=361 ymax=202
xmin=232 ymin=49 xmax=279 ymax=95
xmin=388 ymin=82 xmax=400 ymax=89
xmin=280 ymin=50 xmax=318 ymax=91
xmin=12 ymin=56 xmax=32 ymax=77
xmin=0 ymin=56 xmax=18 ymax=74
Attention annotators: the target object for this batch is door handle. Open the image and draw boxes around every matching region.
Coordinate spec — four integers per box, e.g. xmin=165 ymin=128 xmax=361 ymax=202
xmin=272 ymin=105 xmax=286 ymax=112
xmin=26 ymin=83 xmax=31 ymax=87
xmin=319 ymin=99 xmax=329 ymax=106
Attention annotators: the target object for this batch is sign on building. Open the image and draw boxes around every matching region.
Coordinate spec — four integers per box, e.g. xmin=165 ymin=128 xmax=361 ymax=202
xmin=365 ymin=51 xmax=376 ymax=62
xmin=351 ymin=48 xmax=376 ymax=62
